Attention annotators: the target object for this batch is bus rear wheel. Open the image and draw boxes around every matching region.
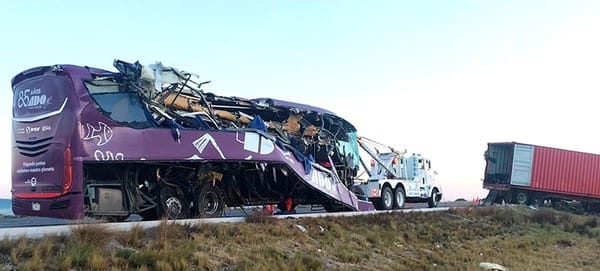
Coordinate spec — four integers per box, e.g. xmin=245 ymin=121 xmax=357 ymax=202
xmin=196 ymin=184 xmax=224 ymax=218
xmin=159 ymin=187 xmax=187 ymax=219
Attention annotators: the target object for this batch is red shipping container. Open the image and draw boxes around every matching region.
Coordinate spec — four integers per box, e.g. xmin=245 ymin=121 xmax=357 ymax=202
xmin=531 ymin=146 xmax=600 ymax=198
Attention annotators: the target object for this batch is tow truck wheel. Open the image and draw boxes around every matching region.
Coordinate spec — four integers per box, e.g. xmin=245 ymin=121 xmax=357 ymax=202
xmin=197 ymin=184 xmax=224 ymax=218
xmin=394 ymin=187 xmax=406 ymax=209
xmin=427 ymin=188 xmax=439 ymax=208
xmin=376 ymin=186 xmax=394 ymax=210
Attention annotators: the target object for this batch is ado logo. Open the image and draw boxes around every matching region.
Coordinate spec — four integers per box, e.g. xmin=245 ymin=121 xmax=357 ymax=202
xmin=17 ymin=88 xmax=52 ymax=109
xmin=310 ymin=171 xmax=333 ymax=192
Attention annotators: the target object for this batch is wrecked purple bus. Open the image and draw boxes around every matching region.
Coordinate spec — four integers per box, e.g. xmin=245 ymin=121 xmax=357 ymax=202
xmin=11 ymin=60 xmax=375 ymax=220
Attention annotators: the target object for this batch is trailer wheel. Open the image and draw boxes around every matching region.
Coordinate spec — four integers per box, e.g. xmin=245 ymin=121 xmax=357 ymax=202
xmin=394 ymin=187 xmax=406 ymax=209
xmin=159 ymin=187 xmax=187 ymax=219
xmin=428 ymin=188 xmax=439 ymax=208
xmin=375 ymin=186 xmax=394 ymax=210
xmin=197 ymin=184 xmax=224 ymax=218
xmin=514 ymin=191 xmax=530 ymax=205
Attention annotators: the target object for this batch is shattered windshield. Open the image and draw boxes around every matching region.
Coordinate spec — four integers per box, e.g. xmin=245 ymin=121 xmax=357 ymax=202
xmin=338 ymin=132 xmax=360 ymax=169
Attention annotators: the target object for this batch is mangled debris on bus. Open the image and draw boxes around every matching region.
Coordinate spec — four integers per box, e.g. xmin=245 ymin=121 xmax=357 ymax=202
xmin=104 ymin=60 xmax=359 ymax=176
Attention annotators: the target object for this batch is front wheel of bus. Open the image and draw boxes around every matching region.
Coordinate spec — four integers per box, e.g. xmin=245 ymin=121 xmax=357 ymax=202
xmin=197 ymin=184 xmax=224 ymax=218
xmin=159 ymin=187 xmax=187 ymax=219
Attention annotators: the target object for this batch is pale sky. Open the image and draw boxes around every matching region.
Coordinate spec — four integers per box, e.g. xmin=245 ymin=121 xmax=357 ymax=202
xmin=1 ymin=1 xmax=599 ymax=200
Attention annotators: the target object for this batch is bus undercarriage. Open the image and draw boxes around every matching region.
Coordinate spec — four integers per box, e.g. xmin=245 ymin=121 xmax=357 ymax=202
xmin=83 ymin=160 xmax=347 ymax=220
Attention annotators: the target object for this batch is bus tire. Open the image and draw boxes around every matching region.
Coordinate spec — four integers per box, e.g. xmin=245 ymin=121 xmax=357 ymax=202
xmin=197 ymin=184 xmax=224 ymax=218
xmin=159 ymin=187 xmax=187 ymax=219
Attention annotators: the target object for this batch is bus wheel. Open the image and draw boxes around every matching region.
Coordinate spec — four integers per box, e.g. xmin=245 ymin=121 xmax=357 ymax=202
xmin=159 ymin=187 xmax=187 ymax=219
xmin=394 ymin=186 xmax=406 ymax=209
xmin=197 ymin=184 xmax=224 ymax=218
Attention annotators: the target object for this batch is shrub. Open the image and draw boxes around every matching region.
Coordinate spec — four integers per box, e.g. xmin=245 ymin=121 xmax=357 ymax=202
xmin=115 ymin=224 xmax=145 ymax=248
xmin=70 ymin=224 xmax=113 ymax=247
xmin=530 ymin=208 xmax=559 ymax=225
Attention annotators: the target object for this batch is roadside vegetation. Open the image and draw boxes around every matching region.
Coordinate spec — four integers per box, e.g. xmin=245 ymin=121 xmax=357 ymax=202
xmin=1 ymin=206 xmax=600 ymax=270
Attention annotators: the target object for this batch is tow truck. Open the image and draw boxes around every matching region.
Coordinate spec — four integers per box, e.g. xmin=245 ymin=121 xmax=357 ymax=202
xmin=351 ymin=136 xmax=442 ymax=210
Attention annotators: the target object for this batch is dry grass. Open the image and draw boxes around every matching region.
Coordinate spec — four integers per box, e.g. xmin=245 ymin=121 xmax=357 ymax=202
xmin=1 ymin=206 xmax=600 ymax=270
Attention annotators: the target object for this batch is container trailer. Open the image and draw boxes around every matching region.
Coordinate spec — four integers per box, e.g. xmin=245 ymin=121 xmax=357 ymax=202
xmin=483 ymin=142 xmax=600 ymax=207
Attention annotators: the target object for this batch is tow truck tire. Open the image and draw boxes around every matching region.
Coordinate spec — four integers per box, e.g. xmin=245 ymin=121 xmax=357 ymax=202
xmin=376 ymin=186 xmax=394 ymax=210
xmin=394 ymin=186 xmax=406 ymax=209
xmin=427 ymin=188 xmax=439 ymax=208
xmin=197 ymin=184 xmax=225 ymax=218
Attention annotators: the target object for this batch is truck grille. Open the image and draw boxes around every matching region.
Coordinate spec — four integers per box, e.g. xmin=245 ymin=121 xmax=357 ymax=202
xmin=15 ymin=137 xmax=52 ymax=157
